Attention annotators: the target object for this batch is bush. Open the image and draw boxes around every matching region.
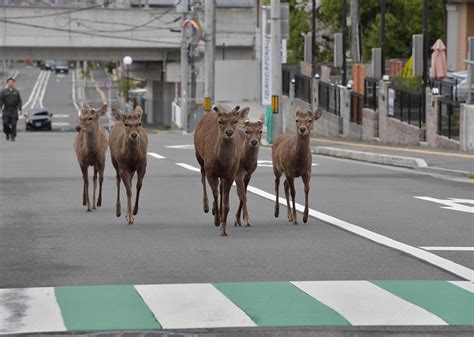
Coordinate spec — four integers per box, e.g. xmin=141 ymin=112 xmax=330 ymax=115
xmin=391 ymin=76 xmax=423 ymax=91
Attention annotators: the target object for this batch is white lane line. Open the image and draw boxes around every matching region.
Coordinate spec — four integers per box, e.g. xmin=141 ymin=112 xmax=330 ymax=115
xmin=2 ymin=70 xmax=19 ymax=89
xmin=449 ymin=281 xmax=474 ymax=293
xmin=257 ymin=160 xmax=318 ymax=168
xmin=414 ymin=197 xmax=474 ymax=214
xmin=0 ymin=287 xmax=66 ymax=334
xmin=165 ymin=144 xmax=195 ymax=149
xmin=71 ymin=70 xmax=81 ymax=116
xmin=176 ymin=162 xmax=201 ymax=172
xmin=292 ymin=281 xmax=447 ymax=326
xmin=147 ymin=152 xmax=166 ymax=159
xmin=22 ymin=71 xmax=45 ymax=110
xmin=51 ymin=122 xmax=70 ymax=127
xmin=52 ymin=114 xmax=69 ymax=118
xmin=176 ymin=162 xmax=474 ymax=281
xmin=30 ymin=71 xmax=48 ymax=109
xmin=135 ymin=284 xmax=256 ymax=329
xmin=38 ymin=71 xmax=51 ymax=109
xmin=420 ymin=247 xmax=474 ymax=251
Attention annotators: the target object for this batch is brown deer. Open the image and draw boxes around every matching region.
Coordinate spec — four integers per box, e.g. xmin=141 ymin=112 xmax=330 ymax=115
xmin=194 ymin=105 xmax=249 ymax=236
xmin=74 ymin=102 xmax=108 ymax=212
xmin=272 ymin=106 xmax=322 ymax=224
xmin=234 ymin=114 xmax=265 ymax=227
xmin=109 ymin=106 xmax=148 ymax=225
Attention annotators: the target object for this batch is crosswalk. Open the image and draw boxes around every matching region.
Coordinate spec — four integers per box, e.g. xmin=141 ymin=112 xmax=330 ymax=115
xmin=1 ymin=280 xmax=472 ymax=334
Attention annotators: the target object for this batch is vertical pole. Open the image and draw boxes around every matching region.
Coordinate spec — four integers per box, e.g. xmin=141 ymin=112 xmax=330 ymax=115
xmin=350 ymin=0 xmax=360 ymax=63
xmin=271 ymin=0 xmax=282 ymax=138
xmin=126 ymin=65 xmax=129 ymax=105
xmin=341 ymin=0 xmax=347 ymax=86
xmin=181 ymin=13 xmax=189 ymax=131
xmin=422 ymin=0 xmax=428 ymax=123
xmin=108 ymin=87 xmax=112 ymax=131
xmin=204 ymin=0 xmax=216 ymax=103
xmin=380 ymin=0 xmax=385 ymax=77
xmin=311 ymin=0 xmax=316 ymax=76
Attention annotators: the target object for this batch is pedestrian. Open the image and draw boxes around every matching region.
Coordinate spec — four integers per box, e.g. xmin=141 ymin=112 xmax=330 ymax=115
xmin=1 ymin=77 xmax=22 ymax=142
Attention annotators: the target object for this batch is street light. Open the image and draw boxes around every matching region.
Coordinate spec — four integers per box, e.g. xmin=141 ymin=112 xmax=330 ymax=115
xmin=123 ymin=56 xmax=133 ymax=108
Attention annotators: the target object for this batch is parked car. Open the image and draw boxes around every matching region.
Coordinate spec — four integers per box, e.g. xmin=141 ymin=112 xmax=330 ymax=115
xmin=55 ymin=60 xmax=69 ymax=74
xmin=41 ymin=60 xmax=55 ymax=71
xmin=25 ymin=108 xmax=53 ymax=131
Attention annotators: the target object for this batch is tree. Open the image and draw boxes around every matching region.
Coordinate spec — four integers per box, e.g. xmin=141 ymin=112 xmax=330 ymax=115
xmin=287 ymin=0 xmax=310 ymax=63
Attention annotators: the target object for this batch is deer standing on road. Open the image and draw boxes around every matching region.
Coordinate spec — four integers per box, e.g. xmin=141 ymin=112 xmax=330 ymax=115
xmin=109 ymin=106 xmax=148 ymax=225
xmin=194 ymin=105 xmax=249 ymax=236
xmin=272 ymin=107 xmax=322 ymax=224
xmin=74 ymin=102 xmax=108 ymax=212
xmin=234 ymin=114 xmax=265 ymax=227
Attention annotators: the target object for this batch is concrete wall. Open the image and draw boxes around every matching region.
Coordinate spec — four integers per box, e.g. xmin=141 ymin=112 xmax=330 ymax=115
xmin=378 ymin=81 xmax=425 ymax=146
xmin=425 ymin=92 xmax=460 ymax=151
xmin=215 ymin=60 xmax=260 ymax=102
xmin=460 ymin=104 xmax=474 ymax=152
xmin=362 ymin=108 xmax=379 ymax=141
xmin=341 ymin=87 xmax=362 ymax=140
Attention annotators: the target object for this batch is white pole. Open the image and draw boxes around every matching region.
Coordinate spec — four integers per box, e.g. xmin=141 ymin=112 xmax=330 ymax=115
xmin=204 ymin=0 xmax=216 ymax=102
xmin=271 ymin=0 xmax=282 ymax=138
xmin=181 ymin=14 xmax=189 ymax=131
xmin=108 ymin=87 xmax=112 ymax=132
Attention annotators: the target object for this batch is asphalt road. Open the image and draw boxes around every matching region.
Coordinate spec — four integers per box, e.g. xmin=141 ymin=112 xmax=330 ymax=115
xmin=1 ymin=65 xmax=472 ymax=336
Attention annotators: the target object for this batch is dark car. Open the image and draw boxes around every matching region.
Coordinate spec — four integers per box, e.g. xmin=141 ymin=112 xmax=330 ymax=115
xmin=55 ymin=60 xmax=69 ymax=74
xmin=25 ymin=108 xmax=53 ymax=131
xmin=41 ymin=60 xmax=56 ymax=71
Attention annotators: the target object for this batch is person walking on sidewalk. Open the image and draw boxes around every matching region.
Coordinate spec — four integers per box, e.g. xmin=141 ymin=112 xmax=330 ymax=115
xmin=1 ymin=77 xmax=22 ymax=142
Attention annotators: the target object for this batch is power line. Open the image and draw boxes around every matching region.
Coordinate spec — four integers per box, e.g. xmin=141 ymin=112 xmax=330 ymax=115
xmin=4 ymin=2 xmax=109 ymax=20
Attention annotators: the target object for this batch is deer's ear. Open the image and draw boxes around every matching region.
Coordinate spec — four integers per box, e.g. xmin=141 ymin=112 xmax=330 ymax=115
xmin=258 ymin=114 xmax=265 ymax=126
xmin=312 ymin=108 xmax=322 ymax=121
xmin=134 ymin=105 xmax=143 ymax=119
xmin=244 ymin=119 xmax=250 ymax=125
xmin=231 ymin=105 xmax=241 ymax=116
xmin=237 ymin=107 xmax=249 ymax=120
xmin=212 ymin=105 xmax=222 ymax=117
xmin=111 ymin=108 xmax=123 ymax=121
xmin=96 ymin=104 xmax=108 ymax=116
xmin=82 ymin=102 xmax=90 ymax=110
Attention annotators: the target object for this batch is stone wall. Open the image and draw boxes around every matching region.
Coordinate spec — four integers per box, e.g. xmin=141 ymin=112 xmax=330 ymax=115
xmin=460 ymin=104 xmax=474 ymax=152
xmin=341 ymin=87 xmax=362 ymax=140
xmin=362 ymin=108 xmax=379 ymax=141
xmin=426 ymin=92 xmax=460 ymax=151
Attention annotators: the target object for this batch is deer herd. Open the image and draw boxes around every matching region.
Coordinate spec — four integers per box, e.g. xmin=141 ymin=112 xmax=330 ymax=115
xmin=74 ymin=101 xmax=322 ymax=236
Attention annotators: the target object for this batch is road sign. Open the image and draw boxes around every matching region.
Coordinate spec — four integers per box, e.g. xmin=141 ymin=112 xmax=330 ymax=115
xmin=105 ymin=79 xmax=113 ymax=89
xmin=203 ymin=97 xmax=211 ymax=112
xmin=272 ymin=95 xmax=279 ymax=114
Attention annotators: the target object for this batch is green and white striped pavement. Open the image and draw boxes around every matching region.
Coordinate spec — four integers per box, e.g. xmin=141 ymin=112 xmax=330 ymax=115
xmin=1 ymin=280 xmax=472 ymax=334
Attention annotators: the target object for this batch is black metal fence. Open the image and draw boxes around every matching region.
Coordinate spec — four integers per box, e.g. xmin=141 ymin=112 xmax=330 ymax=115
xmin=430 ymin=78 xmax=461 ymax=102
xmin=364 ymin=77 xmax=378 ymax=111
xmin=318 ymin=81 xmax=341 ymax=116
xmin=387 ymin=85 xmax=424 ymax=127
xmin=294 ymin=73 xmax=312 ymax=103
xmin=438 ymin=97 xmax=460 ymax=140
xmin=282 ymin=68 xmax=291 ymax=96
xmin=350 ymin=92 xmax=363 ymax=124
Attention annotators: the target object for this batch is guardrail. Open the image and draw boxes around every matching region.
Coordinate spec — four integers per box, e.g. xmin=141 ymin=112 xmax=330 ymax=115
xmin=318 ymin=81 xmax=341 ymax=116
xmin=282 ymin=68 xmax=291 ymax=96
xmin=438 ymin=97 xmax=460 ymax=140
xmin=430 ymin=78 xmax=460 ymax=102
xmin=364 ymin=77 xmax=378 ymax=111
xmin=387 ymin=85 xmax=424 ymax=128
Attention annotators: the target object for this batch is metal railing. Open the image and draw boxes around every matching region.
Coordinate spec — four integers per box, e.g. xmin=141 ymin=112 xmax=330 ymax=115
xmin=438 ymin=97 xmax=460 ymax=140
xmin=387 ymin=85 xmax=424 ymax=128
xmin=282 ymin=68 xmax=291 ymax=96
xmin=350 ymin=92 xmax=363 ymax=125
xmin=364 ymin=77 xmax=378 ymax=111
xmin=318 ymin=81 xmax=341 ymax=116
xmin=430 ymin=78 xmax=461 ymax=102
xmin=294 ymin=73 xmax=312 ymax=103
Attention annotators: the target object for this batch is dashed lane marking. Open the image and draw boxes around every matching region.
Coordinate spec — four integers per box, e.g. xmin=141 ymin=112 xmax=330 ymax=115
xmin=421 ymin=247 xmax=474 ymax=251
xmin=147 ymin=152 xmax=166 ymax=159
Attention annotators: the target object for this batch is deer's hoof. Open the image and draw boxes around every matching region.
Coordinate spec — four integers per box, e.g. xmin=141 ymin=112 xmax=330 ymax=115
xmin=97 ymin=201 xmax=102 ymax=208
xmin=245 ymin=223 xmax=251 ymax=227
xmin=293 ymin=220 xmax=298 ymax=225
xmin=203 ymin=205 xmax=209 ymax=213
xmin=274 ymin=209 xmax=279 ymax=218
xmin=133 ymin=209 xmax=138 ymax=216
xmin=116 ymin=211 xmax=121 ymax=217
xmin=126 ymin=212 xmax=134 ymax=225
xmin=303 ymin=217 xmax=308 ymax=223
xmin=92 ymin=206 xmax=97 ymax=211
xmin=86 ymin=208 xmax=91 ymax=212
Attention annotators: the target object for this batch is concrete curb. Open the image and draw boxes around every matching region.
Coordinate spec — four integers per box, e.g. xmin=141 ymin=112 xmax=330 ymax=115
xmin=314 ymin=146 xmax=429 ymax=169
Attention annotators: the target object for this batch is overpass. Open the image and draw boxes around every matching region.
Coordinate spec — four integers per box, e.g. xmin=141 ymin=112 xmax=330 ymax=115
xmin=0 ymin=5 xmax=255 ymax=61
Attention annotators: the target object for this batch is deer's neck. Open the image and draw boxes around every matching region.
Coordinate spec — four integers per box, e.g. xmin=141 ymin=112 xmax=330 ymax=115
xmin=243 ymin=142 xmax=259 ymax=163
xmin=84 ymin=128 xmax=99 ymax=155
xmin=124 ymin=137 xmax=140 ymax=160
xmin=216 ymin=136 xmax=238 ymax=166
xmin=295 ymin=133 xmax=310 ymax=160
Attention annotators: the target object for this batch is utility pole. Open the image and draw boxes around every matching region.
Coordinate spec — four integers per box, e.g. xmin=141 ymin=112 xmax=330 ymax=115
xmin=204 ymin=0 xmax=216 ymax=104
xmin=271 ymin=0 xmax=282 ymax=138
xmin=181 ymin=12 xmax=189 ymax=131
xmin=380 ymin=0 xmax=386 ymax=77
xmin=350 ymin=0 xmax=360 ymax=63
xmin=422 ymin=0 xmax=428 ymax=121
xmin=341 ymin=0 xmax=347 ymax=86
xmin=311 ymin=0 xmax=316 ymax=76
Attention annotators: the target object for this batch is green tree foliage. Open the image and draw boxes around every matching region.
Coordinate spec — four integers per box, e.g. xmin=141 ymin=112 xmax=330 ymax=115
xmin=320 ymin=0 xmax=445 ymax=61
xmin=287 ymin=0 xmax=310 ymax=63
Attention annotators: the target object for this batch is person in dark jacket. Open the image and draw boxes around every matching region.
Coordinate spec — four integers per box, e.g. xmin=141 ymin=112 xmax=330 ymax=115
xmin=1 ymin=77 xmax=22 ymax=141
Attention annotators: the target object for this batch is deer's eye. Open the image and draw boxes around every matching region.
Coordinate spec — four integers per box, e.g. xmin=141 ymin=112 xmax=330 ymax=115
xmin=218 ymin=119 xmax=223 ymax=125
xmin=245 ymin=130 xmax=249 ymax=134
xmin=139 ymin=123 xmax=142 ymax=127
xmin=234 ymin=119 xmax=238 ymax=124
xmin=309 ymin=119 xmax=312 ymax=122
xmin=296 ymin=119 xmax=299 ymax=123
xmin=124 ymin=122 xmax=129 ymax=127
xmin=259 ymin=130 xmax=263 ymax=134
xmin=88 ymin=117 xmax=93 ymax=121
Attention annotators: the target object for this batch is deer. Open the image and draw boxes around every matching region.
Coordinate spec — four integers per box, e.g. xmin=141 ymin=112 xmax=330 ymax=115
xmin=272 ymin=106 xmax=322 ymax=225
xmin=108 ymin=106 xmax=148 ymax=225
xmin=194 ymin=105 xmax=249 ymax=236
xmin=234 ymin=114 xmax=265 ymax=227
xmin=74 ymin=102 xmax=108 ymax=212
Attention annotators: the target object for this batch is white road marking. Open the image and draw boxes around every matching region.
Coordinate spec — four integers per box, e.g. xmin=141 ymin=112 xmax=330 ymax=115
xmin=449 ymin=281 xmax=474 ymax=293
xmin=174 ymin=162 xmax=474 ymax=281
xmin=52 ymin=114 xmax=69 ymax=118
xmin=165 ymin=144 xmax=195 ymax=149
xmin=257 ymin=160 xmax=318 ymax=168
xmin=147 ymin=152 xmax=166 ymax=159
xmin=414 ymin=197 xmax=474 ymax=214
xmin=71 ymin=70 xmax=81 ymax=116
xmin=292 ymin=281 xmax=447 ymax=326
xmin=2 ymin=70 xmax=19 ymax=89
xmin=176 ymin=162 xmax=201 ymax=172
xmin=135 ymin=284 xmax=256 ymax=329
xmin=0 ymin=287 xmax=66 ymax=334
xmin=420 ymin=247 xmax=474 ymax=251
xmin=30 ymin=70 xmax=50 ymax=109
xmin=38 ymin=71 xmax=51 ymax=109
xmin=22 ymin=71 xmax=45 ymax=110
xmin=51 ymin=122 xmax=70 ymax=127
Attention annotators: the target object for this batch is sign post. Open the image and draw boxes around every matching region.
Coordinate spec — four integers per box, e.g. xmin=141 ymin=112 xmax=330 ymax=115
xmin=105 ymin=79 xmax=113 ymax=131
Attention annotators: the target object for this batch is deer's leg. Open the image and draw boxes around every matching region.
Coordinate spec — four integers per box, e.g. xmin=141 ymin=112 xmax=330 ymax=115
xmin=273 ymin=171 xmax=281 ymax=218
xmin=115 ymin=171 xmax=121 ymax=217
xmin=219 ymin=179 xmax=224 ymax=221
xmin=288 ymin=177 xmax=297 ymax=225
xmin=207 ymin=173 xmax=220 ymax=227
xmin=133 ymin=167 xmax=145 ymax=216
xmin=200 ymin=166 xmax=209 ymax=213
xmin=234 ymin=172 xmax=245 ymax=227
xmin=284 ymin=179 xmax=293 ymax=222
xmin=81 ymin=166 xmax=91 ymax=212
xmin=302 ymin=174 xmax=311 ymax=223
xmin=242 ymin=174 xmax=251 ymax=227
xmin=97 ymin=162 xmax=104 ymax=208
xmin=220 ymin=178 xmax=233 ymax=236
xmin=92 ymin=165 xmax=98 ymax=210
xmin=120 ymin=170 xmax=134 ymax=225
